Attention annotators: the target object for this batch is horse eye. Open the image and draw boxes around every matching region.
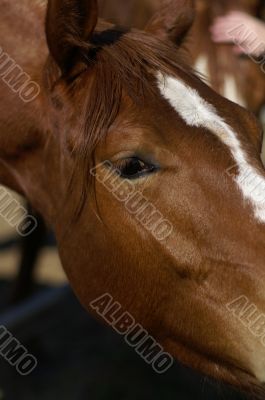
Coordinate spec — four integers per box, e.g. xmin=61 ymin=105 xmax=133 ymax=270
xmin=114 ymin=157 xmax=157 ymax=179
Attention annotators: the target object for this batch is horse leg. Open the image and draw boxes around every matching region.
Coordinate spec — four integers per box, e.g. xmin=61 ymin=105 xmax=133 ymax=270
xmin=10 ymin=206 xmax=46 ymax=304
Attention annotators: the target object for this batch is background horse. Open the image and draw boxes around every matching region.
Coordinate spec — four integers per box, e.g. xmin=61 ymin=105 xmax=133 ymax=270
xmin=99 ymin=0 xmax=265 ymax=113
xmin=1 ymin=0 xmax=265 ymax=396
xmin=189 ymin=0 xmax=265 ymax=114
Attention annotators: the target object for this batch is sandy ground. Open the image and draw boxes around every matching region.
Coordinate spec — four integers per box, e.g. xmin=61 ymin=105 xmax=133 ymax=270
xmin=0 ymin=186 xmax=66 ymax=285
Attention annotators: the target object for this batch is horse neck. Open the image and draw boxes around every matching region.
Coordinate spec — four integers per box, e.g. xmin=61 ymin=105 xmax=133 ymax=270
xmin=1 ymin=0 xmax=46 ymax=63
xmin=0 ymin=0 xmax=63 ymax=223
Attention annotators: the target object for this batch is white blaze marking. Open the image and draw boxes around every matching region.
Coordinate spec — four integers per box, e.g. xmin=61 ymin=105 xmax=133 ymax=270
xmin=157 ymin=73 xmax=265 ymax=223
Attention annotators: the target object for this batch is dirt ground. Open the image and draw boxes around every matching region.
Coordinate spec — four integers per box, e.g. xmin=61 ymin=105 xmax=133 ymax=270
xmin=0 ymin=187 xmax=66 ymax=286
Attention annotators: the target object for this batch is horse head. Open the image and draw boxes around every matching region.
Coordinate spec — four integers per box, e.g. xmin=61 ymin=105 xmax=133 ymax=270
xmin=1 ymin=0 xmax=265 ymax=395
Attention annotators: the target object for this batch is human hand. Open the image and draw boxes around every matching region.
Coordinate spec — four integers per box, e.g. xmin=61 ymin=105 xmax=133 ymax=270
xmin=210 ymin=11 xmax=265 ymax=57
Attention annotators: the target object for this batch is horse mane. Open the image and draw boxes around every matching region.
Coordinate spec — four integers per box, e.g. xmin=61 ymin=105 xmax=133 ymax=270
xmin=46 ymin=23 xmax=195 ymax=216
xmin=80 ymin=25 xmax=194 ymax=158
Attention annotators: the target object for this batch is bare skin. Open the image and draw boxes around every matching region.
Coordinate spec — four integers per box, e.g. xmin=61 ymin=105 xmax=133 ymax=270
xmin=211 ymin=11 xmax=265 ymax=56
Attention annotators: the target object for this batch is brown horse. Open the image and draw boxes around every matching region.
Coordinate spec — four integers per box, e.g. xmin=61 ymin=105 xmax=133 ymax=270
xmin=99 ymin=0 xmax=265 ymax=114
xmin=13 ymin=0 xmax=265 ymax=305
xmin=190 ymin=0 xmax=265 ymax=114
xmin=1 ymin=0 xmax=265 ymax=395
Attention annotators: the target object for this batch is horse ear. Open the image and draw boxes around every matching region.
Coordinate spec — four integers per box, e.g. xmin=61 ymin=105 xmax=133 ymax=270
xmin=46 ymin=0 xmax=98 ymax=73
xmin=145 ymin=0 xmax=195 ymax=46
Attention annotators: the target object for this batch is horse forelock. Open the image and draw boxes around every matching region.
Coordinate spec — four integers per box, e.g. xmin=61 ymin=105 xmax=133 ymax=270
xmin=51 ymin=26 xmax=197 ymax=217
